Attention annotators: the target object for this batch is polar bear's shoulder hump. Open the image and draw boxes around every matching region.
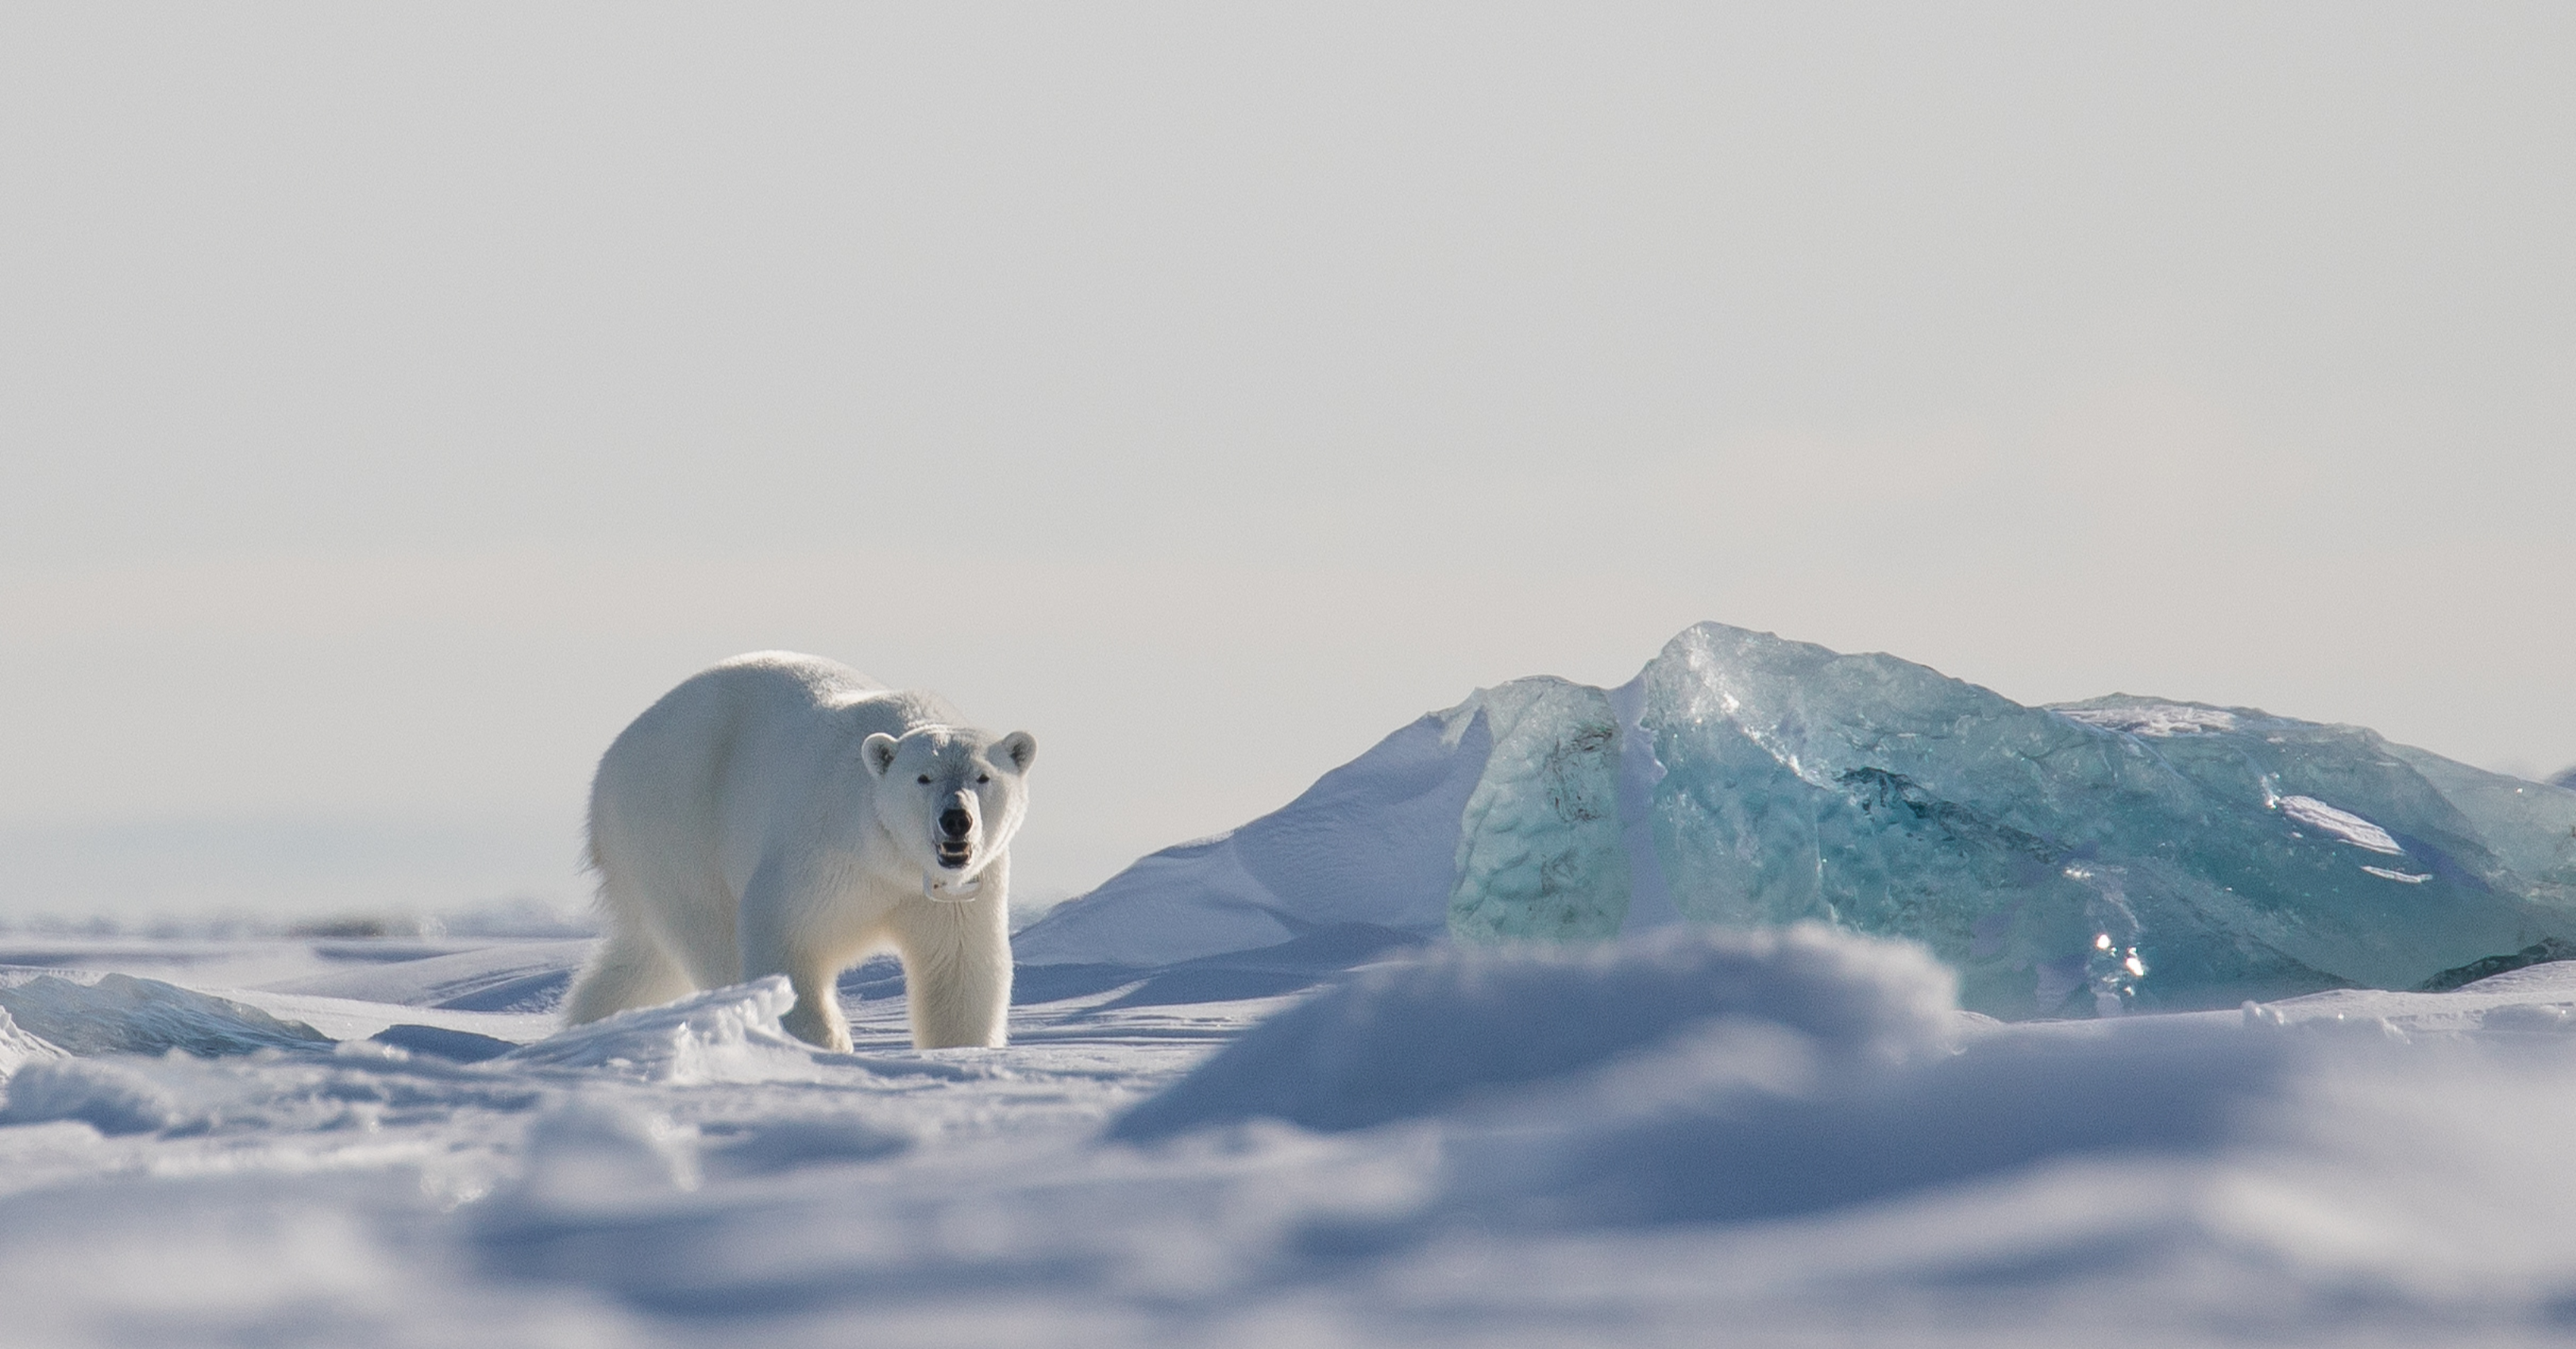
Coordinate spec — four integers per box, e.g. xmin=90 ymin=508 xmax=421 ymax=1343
xmin=692 ymin=652 xmax=960 ymax=726
xmin=710 ymin=649 xmax=882 ymax=692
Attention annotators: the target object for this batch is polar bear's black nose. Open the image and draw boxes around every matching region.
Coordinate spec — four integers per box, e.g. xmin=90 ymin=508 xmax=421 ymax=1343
xmin=939 ymin=807 xmax=974 ymax=839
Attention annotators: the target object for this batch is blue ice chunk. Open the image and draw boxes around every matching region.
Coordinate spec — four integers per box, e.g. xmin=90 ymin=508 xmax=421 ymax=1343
xmin=1468 ymin=623 xmax=2576 ymax=1016
xmin=1446 ymin=678 xmax=1631 ymax=941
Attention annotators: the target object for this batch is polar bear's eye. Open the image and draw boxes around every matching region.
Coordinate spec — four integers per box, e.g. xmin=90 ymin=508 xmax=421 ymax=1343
xmin=916 ymin=774 xmax=931 ymax=784
xmin=977 ymin=773 xmax=989 ymax=784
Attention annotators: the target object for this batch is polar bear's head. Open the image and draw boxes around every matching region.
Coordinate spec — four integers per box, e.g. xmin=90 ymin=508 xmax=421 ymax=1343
xmin=862 ymin=726 xmax=1036 ymax=902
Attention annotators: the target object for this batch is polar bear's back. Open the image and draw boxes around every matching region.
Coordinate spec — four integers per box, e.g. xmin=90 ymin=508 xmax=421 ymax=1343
xmin=588 ymin=652 xmax=961 ymax=904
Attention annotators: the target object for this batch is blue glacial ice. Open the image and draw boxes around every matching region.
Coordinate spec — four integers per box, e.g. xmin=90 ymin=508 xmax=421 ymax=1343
xmin=1019 ymin=622 xmax=2576 ymax=1018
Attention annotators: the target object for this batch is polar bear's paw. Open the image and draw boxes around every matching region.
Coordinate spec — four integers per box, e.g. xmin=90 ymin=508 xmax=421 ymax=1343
xmin=780 ymin=999 xmax=854 ymax=1055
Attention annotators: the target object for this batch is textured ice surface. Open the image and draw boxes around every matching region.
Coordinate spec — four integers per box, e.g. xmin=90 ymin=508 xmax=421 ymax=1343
xmin=1444 ymin=678 xmax=1632 ymax=941
xmin=1634 ymin=625 xmax=2576 ymax=1015
xmin=1028 ymin=622 xmax=2576 ymax=1018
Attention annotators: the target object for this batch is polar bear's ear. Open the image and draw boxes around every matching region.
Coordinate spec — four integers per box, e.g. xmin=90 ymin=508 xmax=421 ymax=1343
xmin=997 ymin=730 xmax=1036 ymax=773
xmin=862 ymin=733 xmax=900 ymax=778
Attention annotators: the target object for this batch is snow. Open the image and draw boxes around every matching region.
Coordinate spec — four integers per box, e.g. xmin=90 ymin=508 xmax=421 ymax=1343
xmin=1112 ymin=923 xmax=1957 ymax=1140
xmin=1009 ymin=709 xmax=1487 ymax=967
xmin=8 ymin=926 xmax=2576 ymax=1344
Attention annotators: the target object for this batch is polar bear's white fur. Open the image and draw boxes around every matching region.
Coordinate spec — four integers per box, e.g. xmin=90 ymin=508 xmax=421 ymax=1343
xmin=563 ymin=653 xmax=1035 ymax=1051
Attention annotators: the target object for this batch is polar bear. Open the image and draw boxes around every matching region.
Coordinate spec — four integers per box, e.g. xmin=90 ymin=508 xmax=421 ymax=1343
xmin=562 ymin=652 xmax=1035 ymax=1051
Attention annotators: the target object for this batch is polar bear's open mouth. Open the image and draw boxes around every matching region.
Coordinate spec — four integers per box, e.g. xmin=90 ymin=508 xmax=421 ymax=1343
xmin=935 ymin=842 xmax=973 ymax=869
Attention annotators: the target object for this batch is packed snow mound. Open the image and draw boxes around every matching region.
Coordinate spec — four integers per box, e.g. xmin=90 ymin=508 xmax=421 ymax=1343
xmin=0 ymin=973 xmax=332 ymax=1058
xmin=1025 ymin=622 xmax=2576 ymax=1017
xmin=17 ymin=933 xmax=2576 ymax=1342
xmin=504 ymin=977 xmax=825 ymax=1084
xmin=1429 ymin=1010 xmax=2294 ymax=1229
xmin=1012 ymin=711 xmax=1488 ymax=966
xmin=1112 ymin=924 xmax=1957 ymax=1140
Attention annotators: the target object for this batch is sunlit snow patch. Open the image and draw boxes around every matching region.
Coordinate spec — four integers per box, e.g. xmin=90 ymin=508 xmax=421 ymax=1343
xmin=503 ymin=977 xmax=824 ymax=1085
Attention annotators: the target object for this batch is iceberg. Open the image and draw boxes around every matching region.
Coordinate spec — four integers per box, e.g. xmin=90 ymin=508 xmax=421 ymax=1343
xmin=1021 ymin=623 xmax=2576 ymax=1018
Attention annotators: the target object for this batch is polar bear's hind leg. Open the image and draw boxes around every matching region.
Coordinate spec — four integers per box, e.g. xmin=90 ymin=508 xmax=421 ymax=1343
xmin=563 ymin=926 xmax=695 ymax=1025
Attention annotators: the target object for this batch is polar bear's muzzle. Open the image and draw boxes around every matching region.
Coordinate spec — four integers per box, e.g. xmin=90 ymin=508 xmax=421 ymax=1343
xmin=923 ymin=796 xmax=985 ymax=898
xmin=935 ymin=804 xmax=976 ymax=868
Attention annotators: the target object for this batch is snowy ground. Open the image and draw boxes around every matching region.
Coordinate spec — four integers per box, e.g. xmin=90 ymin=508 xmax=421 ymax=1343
xmin=8 ymin=929 xmax=2576 ymax=1347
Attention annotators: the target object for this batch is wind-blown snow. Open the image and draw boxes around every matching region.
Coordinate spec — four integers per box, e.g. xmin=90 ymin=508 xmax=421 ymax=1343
xmin=10 ymin=927 xmax=2576 ymax=1344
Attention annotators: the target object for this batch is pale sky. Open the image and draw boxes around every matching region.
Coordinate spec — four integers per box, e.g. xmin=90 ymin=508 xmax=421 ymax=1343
xmin=3 ymin=3 xmax=2570 ymax=922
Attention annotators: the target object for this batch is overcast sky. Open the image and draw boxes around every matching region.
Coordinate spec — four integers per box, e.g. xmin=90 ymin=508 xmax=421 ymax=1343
xmin=3 ymin=2 xmax=2570 ymax=922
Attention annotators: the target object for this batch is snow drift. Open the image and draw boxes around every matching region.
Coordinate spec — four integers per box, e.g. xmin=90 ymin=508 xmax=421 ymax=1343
xmin=1111 ymin=923 xmax=1957 ymax=1140
xmin=1018 ymin=622 xmax=2576 ymax=1016
xmin=10 ymin=927 xmax=2576 ymax=1342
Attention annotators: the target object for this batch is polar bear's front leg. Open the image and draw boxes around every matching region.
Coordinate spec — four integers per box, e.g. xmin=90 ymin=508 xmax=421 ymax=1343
xmin=889 ymin=873 xmax=1013 ymax=1049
